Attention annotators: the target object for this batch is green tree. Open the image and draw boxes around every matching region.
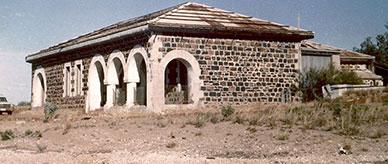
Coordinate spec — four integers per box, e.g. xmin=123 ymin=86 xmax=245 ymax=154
xmin=354 ymin=22 xmax=388 ymax=66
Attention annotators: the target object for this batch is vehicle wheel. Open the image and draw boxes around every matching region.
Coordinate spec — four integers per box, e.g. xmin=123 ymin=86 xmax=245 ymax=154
xmin=7 ymin=111 xmax=12 ymax=115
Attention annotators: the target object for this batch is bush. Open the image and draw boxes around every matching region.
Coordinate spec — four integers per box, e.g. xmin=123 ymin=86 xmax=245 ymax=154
xmin=221 ymin=105 xmax=235 ymax=118
xmin=24 ymin=130 xmax=42 ymax=138
xmin=17 ymin=101 xmax=31 ymax=106
xmin=43 ymin=102 xmax=58 ymax=122
xmin=299 ymin=65 xmax=363 ymax=102
xmin=1 ymin=130 xmax=15 ymax=141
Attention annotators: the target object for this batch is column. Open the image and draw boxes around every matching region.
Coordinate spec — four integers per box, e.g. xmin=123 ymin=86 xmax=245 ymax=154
xmin=105 ymin=84 xmax=115 ymax=109
xmin=126 ymin=82 xmax=137 ymax=108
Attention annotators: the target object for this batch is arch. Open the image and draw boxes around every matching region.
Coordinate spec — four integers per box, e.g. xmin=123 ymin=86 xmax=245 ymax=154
xmin=159 ymin=50 xmax=202 ymax=106
xmin=86 ymin=54 xmax=107 ymax=112
xmin=32 ymin=67 xmax=47 ymax=108
xmin=126 ymin=45 xmax=149 ymax=107
xmin=106 ymin=50 xmax=126 ymax=107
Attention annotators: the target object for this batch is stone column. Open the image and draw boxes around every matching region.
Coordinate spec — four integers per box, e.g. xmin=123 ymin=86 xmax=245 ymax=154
xmin=105 ymin=84 xmax=115 ymax=109
xmin=126 ymin=82 xmax=137 ymax=108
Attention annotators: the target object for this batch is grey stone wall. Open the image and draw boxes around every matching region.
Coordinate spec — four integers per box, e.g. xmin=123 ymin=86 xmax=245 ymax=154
xmin=157 ymin=36 xmax=301 ymax=105
xmin=31 ymin=36 xmax=148 ymax=110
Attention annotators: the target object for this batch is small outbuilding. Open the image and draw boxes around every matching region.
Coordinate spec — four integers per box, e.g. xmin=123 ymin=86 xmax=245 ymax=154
xmin=301 ymin=40 xmax=383 ymax=86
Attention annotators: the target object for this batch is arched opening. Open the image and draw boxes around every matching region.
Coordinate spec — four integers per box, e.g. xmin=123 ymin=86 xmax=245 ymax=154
xmin=112 ymin=58 xmax=126 ymax=106
xmin=88 ymin=61 xmax=106 ymax=110
xmin=32 ymin=72 xmax=45 ymax=108
xmin=127 ymin=53 xmax=147 ymax=106
xmin=164 ymin=59 xmax=190 ymax=104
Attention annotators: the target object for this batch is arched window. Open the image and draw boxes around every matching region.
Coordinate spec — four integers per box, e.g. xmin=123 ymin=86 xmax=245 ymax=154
xmin=165 ymin=59 xmax=189 ymax=104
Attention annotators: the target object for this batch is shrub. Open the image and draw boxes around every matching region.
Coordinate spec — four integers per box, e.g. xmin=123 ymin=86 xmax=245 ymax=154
xmin=186 ymin=113 xmax=208 ymax=128
xmin=369 ymin=128 xmax=385 ymax=139
xmin=276 ymin=132 xmax=289 ymax=140
xmin=1 ymin=130 xmax=15 ymax=141
xmin=233 ymin=115 xmax=246 ymax=124
xmin=43 ymin=102 xmax=58 ymax=122
xmin=221 ymin=105 xmax=235 ymax=118
xmin=24 ymin=130 xmax=42 ymax=138
xmin=166 ymin=142 xmax=176 ymax=148
xmin=299 ymin=65 xmax=363 ymax=102
xmin=17 ymin=101 xmax=31 ymax=106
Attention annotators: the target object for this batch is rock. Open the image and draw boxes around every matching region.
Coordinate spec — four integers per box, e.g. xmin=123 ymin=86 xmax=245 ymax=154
xmin=338 ymin=147 xmax=347 ymax=155
xmin=16 ymin=121 xmax=26 ymax=125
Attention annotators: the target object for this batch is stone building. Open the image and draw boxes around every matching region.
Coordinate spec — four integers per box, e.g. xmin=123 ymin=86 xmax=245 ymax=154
xmin=25 ymin=2 xmax=314 ymax=112
xmin=301 ymin=40 xmax=383 ymax=86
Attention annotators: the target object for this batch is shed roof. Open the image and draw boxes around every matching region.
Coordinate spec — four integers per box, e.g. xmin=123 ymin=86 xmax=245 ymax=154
xmin=301 ymin=40 xmax=374 ymax=60
xmin=26 ymin=2 xmax=314 ymax=62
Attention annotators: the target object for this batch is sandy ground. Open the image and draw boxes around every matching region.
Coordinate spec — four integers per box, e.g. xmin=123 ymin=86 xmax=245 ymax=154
xmin=0 ymin=106 xmax=387 ymax=164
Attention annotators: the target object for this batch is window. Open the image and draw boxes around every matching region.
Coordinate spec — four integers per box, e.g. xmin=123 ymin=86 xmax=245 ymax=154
xmin=64 ymin=63 xmax=71 ymax=97
xmin=75 ymin=62 xmax=82 ymax=95
xmin=63 ymin=60 xmax=83 ymax=97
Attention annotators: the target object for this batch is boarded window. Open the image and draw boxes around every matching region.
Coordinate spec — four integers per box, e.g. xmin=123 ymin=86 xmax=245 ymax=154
xmin=301 ymin=55 xmax=331 ymax=73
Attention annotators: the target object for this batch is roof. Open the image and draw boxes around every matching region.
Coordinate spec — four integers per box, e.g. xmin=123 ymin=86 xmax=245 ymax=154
xmin=301 ymin=40 xmax=374 ymax=60
xmin=26 ymin=2 xmax=314 ymax=63
xmin=353 ymin=70 xmax=382 ymax=80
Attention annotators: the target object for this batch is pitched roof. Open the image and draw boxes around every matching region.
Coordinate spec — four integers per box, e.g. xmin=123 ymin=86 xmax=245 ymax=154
xmin=26 ymin=2 xmax=313 ymax=62
xmin=301 ymin=40 xmax=374 ymax=60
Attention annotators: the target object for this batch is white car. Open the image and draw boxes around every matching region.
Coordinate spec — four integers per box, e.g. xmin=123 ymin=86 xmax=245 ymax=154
xmin=0 ymin=96 xmax=13 ymax=115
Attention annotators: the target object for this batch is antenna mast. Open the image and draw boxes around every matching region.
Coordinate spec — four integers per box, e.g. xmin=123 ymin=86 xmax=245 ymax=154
xmin=297 ymin=13 xmax=301 ymax=30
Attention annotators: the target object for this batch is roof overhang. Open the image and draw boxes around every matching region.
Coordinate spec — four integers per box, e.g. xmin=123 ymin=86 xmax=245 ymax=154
xmin=25 ymin=25 xmax=150 ymax=63
xmin=149 ymin=23 xmax=314 ymax=42
xmin=301 ymin=48 xmax=340 ymax=56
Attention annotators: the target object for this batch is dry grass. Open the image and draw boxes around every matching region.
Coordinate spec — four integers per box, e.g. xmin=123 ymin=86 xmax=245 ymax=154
xmin=62 ymin=122 xmax=72 ymax=135
xmin=174 ymin=90 xmax=387 ymax=137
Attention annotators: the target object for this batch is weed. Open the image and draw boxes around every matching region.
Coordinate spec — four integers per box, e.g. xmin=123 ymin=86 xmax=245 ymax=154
xmin=194 ymin=132 xmax=202 ymax=136
xmin=156 ymin=122 xmax=167 ymax=128
xmin=246 ymin=127 xmax=257 ymax=133
xmin=36 ymin=144 xmax=47 ymax=153
xmin=43 ymin=102 xmax=58 ymax=122
xmin=276 ymin=132 xmax=289 ymax=140
xmin=248 ymin=116 xmax=259 ymax=126
xmin=187 ymin=113 xmax=216 ymax=128
xmin=210 ymin=114 xmax=220 ymax=124
xmin=343 ymin=143 xmax=351 ymax=151
xmin=62 ymin=123 xmax=72 ymax=135
xmin=233 ymin=115 xmax=245 ymax=124
xmin=1 ymin=130 xmax=15 ymax=141
xmin=166 ymin=142 xmax=176 ymax=148
xmin=360 ymin=147 xmax=368 ymax=152
xmin=24 ymin=129 xmax=42 ymax=138
xmin=221 ymin=105 xmax=235 ymax=118
xmin=24 ymin=129 xmax=33 ymax=136
xmin=369 ymin=128 xmax=385 ymax=139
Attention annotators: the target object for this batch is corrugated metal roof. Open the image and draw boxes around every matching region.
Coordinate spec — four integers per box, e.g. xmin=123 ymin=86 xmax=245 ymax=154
xmin=26 ymin=2 xmax=314 ymax=62
xmin=301 ymin=40 xmax=374 ymax=59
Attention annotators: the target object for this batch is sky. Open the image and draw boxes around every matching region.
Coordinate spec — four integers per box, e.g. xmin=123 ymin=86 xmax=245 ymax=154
xmin=0 ymin=0 xmax=387 ymax=104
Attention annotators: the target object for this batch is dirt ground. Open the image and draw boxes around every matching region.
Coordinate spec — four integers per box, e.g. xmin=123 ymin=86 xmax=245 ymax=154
xmin=0 ymin=105 xmax=387 ymax=164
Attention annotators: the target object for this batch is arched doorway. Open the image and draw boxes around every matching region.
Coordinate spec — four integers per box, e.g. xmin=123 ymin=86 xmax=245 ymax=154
xmin=106 ymin=50 xmax=126 ymax=108
xmin=87 ymin=58 xmax=107 ymax=111
xmin=164 ymin=59 xmax=189 ymax=104
xmin=156 ymin=50 xmax=202 ymax=111
xmin=126 ymin=53 xmax=147 ymax=107
xmin=32 ymin=67 xmax=46 ymax=108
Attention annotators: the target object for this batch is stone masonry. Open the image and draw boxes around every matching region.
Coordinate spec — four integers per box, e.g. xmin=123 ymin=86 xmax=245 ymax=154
xmin=156 ymin=35 xmax=301 ymax=105
xmin=31 ymin=36 xmax=149 ymax=110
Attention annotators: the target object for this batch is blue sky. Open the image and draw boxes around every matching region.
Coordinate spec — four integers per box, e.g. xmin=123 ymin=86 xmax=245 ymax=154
xmin=0 ymin=0 xmax=387 ymax=104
